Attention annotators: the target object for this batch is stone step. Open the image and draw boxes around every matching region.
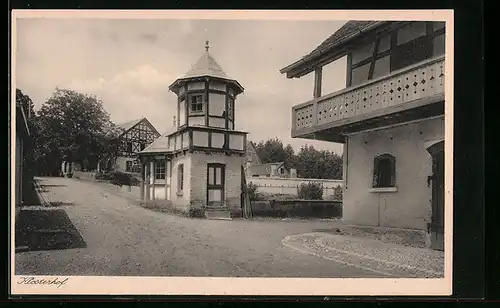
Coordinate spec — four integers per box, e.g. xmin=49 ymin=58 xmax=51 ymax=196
xmin=204 ymin=208 xmax=232 ymax=220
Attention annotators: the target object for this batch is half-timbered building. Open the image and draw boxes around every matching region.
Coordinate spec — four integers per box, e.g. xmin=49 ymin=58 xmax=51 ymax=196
xmin=280 ymin=21 xmax=446 ymax=250
xmin=102 ymin=117 xmax=161 ymax=173
xmin=136 ymin=42 xmax=247 ymax=220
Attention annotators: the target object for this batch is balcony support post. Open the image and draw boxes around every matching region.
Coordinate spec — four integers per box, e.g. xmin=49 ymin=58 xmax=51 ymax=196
xmin=313 ymin=67 xmax=323 ymax=99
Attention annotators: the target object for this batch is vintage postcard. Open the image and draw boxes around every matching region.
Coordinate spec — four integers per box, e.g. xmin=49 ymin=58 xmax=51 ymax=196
xmin=10 ymin=9 xmax=454 ymax=296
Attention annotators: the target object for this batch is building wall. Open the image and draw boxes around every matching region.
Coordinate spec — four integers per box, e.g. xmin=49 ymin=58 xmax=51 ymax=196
xmin=189 ymin=151 xmax=245 ymax=217
xmin=169 ymin=154 xmax=192 ymax=214
xmin=343 ymin=116 xmax=444 ymax=230
xmin=115 ymin=156 xmax=135 ymax=172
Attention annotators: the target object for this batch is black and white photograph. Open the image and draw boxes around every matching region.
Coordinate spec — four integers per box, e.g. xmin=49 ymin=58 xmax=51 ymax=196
xmin=10 ymin=10 xmax=453 ymax=296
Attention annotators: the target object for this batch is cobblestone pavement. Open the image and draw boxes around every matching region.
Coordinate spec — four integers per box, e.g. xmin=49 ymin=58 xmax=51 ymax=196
xmin=15 ymin=177 xmax=443 ymax=278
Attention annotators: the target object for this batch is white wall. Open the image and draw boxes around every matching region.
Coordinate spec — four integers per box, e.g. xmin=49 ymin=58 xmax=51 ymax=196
xmin=247 ymin=176 xmax=343 ymax=199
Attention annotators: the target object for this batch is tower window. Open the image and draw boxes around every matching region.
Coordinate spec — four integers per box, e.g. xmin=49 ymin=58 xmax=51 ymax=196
xmin=373 ymin=154 xmax=396 ymax=188
xmin=190 ymin=95 xmax=204 ymax=113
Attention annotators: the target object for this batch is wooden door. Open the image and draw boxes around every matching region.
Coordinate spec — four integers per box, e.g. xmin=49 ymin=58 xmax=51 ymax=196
xmin=428 ymin=141 xmax=445 ymax=251
xmin=207 ymin=163 xmax=225 ymax=207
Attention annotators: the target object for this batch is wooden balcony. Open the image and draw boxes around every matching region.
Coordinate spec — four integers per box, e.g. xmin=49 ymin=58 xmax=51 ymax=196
xmin=291 ymin=56 xmax=445 ymax=142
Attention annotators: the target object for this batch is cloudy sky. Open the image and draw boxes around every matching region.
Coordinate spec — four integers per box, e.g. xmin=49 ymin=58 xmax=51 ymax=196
xmin=15 ymin=17 xmax=348 ymax=153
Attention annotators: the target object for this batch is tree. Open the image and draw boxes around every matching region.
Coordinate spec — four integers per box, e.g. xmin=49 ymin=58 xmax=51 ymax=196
xmin=293 ymin=145 xmax=343 ymax=179
xmin=254 ymin=137 xmax=295 ymax=169
xmin=35 ymin=88 xmax=117 ymax=174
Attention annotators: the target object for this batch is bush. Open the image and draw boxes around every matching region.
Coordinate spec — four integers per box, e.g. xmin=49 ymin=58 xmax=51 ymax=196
xmin=333 ymin=185 xmax=343 ymax=201
xmin=247 ymin=182 xmax=263 ymax=201
xmin=67 ymin=173 xmax=73 ymax=178
xmin=298 ymin=181 xmax=324 ymax=200
xmin=110 ymin=171 xmax=132 ymax=186
xmin=95 ymin=171 xmax=114 ymax=181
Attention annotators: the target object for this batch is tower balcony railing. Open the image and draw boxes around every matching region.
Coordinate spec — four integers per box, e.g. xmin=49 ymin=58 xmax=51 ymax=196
xmin=291 ymin=55 xmax=445 ymax=141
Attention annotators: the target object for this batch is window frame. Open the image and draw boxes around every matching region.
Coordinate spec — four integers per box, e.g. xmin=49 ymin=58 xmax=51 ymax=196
xmin=372 ymin=153 xmax=396 ymax=188
xmin=189 ymin=94 xmax=205 ymax=114
xmin=155 ymin=160 xmax=166 ymax=180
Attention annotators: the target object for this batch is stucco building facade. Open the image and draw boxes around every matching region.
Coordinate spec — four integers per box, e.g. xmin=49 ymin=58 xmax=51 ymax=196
xmin=281 ymin=21 xmax=446 ymax=250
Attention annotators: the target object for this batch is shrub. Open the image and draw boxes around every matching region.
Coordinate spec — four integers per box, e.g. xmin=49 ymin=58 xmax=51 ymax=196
xmin=66 ymin=173 xmax=73 ymax=178
xmin=247 ymin=182 xmax=263 ymax=201
xmin=333 ymin=185 xmax=343 ymax=201
xmin=95 ymin=171 xmax=113 ymax=181
xmin=110 ymin=171 xmax=132 ymax=186
xmin=298 ymin=181 xmax=324 ymax=200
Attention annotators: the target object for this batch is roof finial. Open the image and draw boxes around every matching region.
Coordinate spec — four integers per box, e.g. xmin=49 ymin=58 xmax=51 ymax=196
xmin=205 ymin=40 xmax=209 ymax=52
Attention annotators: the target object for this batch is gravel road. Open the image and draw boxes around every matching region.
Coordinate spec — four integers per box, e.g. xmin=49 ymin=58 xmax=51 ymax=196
xmin=15 ymin=177 xmax=408 ymax=278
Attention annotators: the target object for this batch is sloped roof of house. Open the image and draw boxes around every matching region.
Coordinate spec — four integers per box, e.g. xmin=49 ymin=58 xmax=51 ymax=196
xmin=245 ymin=141 xmax=262 ymax=165
xmin=105 ymin=117 xmax=160 ymax=139
xmin=280 ymin=21 xmax=387 ymax=78
xmin=250 ymin=162 xmax=285 ymax=176
xmin=138 ymin=134 xmax=170 ymax=155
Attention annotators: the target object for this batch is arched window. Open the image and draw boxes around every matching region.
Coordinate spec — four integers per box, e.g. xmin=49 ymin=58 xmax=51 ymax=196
xmin=373 ymin=154 xmax=396 ymax=188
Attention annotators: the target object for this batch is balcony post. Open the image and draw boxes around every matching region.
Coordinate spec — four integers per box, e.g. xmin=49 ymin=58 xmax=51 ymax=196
xmin=313 ymin=67 xmax=323 ymax=98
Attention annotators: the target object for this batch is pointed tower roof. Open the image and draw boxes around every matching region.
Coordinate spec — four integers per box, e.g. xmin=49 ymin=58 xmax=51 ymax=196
xmin=184 ymin=46 xmax=228 ymax=79
xmin=169 ymin=41 xmax=244 ymax=95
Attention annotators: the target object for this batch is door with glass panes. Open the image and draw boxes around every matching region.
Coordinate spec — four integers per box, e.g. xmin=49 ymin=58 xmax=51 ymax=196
xmin=207 ymin=163 xmax=225 ymax=207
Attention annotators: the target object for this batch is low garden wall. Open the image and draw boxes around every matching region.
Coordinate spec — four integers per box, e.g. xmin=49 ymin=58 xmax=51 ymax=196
xmin=250 ymin=200 xmax=342 ymax=219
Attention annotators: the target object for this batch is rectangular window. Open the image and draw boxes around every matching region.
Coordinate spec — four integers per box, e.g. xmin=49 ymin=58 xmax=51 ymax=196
xmin=207 ymin=163 xmax=225 ymax=207
xmin=126 ymin=142 xmax=132 ymax=153
xmin=373 ymin=154 xmax=396 ymax=188
xmin=372 ymin=55 xmax=391 ymax=80
xmin=177 ymin=164 xmax=184 ymax=193
xmin=351 ymin=62 xmax=371 ymax=86
xmin=126 ymin=161 xmax=132 ymax=172
xmin=155 ymin=160 xmax=166 ymax=180
xmin=190 ymin=95 xmax=204 ymax=113
xmin=140 ymin=143 xmax=146 ymax=151
xmin=351 ymin=42 xmax=375 ymax=65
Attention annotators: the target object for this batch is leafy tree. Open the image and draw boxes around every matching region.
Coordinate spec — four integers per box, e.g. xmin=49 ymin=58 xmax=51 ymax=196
xmin=294 ymin=145 xmax=343 ymax=179
xmin=252 ymin=137 xmax=343 ymax=179
xmin=254 ymin=137 xmax=295 ymax=169
xmin=34 ymin=88 xmax=118 ymax=174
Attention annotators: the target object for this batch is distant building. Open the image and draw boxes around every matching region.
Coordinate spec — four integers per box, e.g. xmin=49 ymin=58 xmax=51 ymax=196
xmin=281 ymin=21 xmax=445 ymax=250
xmin=248 ymin=162 xmax=297 ymax=178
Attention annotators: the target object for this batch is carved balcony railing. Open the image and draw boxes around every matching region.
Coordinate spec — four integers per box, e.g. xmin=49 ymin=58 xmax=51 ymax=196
xmin=291 ymin=56 xmax=445 ymax=140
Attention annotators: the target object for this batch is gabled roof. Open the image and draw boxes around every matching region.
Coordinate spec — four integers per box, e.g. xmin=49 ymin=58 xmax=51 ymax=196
xmin=250 ymin=162 xmax=285 ymax=176
xmin=138 ymin=134 xmax=170 ymax=155
xmin=245 ymin=141 xmax=262 ymax=165
xmin=280 ymin=21 xmax=388 ymax=78
xmin=106 ymin=117 xmax=161 ymax=139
